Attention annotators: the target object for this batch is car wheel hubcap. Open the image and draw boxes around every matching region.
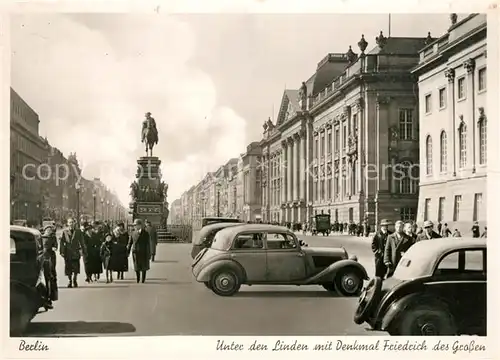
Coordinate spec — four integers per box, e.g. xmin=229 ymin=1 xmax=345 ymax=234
xmin=215 ymin=274 xmax=234 ymax=291
xmin=342 ymin=274 xmax=359 ymax=293
xmin=421 ymin=323 xmax=437 ymax=335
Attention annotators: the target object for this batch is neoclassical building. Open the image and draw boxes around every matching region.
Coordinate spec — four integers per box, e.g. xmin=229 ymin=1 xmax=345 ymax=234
xmin=261 ymin=31 xmax=433 ymax=227
xmin=412 ymin=14 xmax=487 ymax=233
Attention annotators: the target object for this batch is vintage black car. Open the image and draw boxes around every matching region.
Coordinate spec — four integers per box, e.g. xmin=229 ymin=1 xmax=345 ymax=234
xmin=10 ymin=225 xmax=49 ymax=336
xmin=192 ymin=224 xmax=367 ymax=297
xmin=354 ymin=237 xmax=486 ymax=336
xmin=191 ymin=221 xmax=241 ymax=259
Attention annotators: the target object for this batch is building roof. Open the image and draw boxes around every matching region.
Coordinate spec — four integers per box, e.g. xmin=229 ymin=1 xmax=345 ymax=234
xmin=367 ymin=37 xmax=432 ymax=56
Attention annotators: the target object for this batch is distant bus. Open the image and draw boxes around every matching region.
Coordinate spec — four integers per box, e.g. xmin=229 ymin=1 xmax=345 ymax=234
xmin=201 ymin=217 xmax=242 ymax=228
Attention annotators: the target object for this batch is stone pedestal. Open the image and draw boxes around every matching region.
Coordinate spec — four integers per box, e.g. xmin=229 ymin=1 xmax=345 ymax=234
xmin=130 ymin=156 xmax=169 ymax=227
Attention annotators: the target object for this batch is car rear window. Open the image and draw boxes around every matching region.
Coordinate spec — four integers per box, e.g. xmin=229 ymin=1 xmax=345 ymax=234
xmin=210 ymin=231 xmax=231 ymax=251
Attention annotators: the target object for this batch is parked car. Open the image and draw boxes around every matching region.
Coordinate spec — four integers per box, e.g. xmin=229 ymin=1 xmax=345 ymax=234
xmin=192 ymin=224 xmax=368 ymax=296
xmin=191 ymin=222 xmax=241 ymax=259
xmin=10 ymin=225 xmax=49 ymax=336
xmin=354 ymin=237 xmax=486 ymax=336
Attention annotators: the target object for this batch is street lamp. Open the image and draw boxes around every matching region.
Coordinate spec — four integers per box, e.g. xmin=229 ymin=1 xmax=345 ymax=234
xmin=106 ymin=200 xmax=110 ymax=220
xmin=100 ymin=198 xmax=104 ymax=220
xmin=92 ymin=191 xmax=97 ymax=221
xmin=24 ymin=202 xmax=28 ymax=223
xmin=75 ymin=182 xmax=81 ymax=226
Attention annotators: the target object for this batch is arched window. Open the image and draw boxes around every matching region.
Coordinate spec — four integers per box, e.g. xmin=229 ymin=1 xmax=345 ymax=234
xmin=479 ymin=118 xmax=487 ymax=164
xmin=426 ymin=135 xmax=433 ymax=175
xmin=458 ymin=123 xmax=467 ymax=168
xmin=440 ymin=131 xmax=448 ymax=172
xmin=398 ymin=161 xmax=419 ymax=194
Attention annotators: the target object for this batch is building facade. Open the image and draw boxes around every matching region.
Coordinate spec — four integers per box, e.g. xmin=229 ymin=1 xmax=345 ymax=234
xmin=169 ymin=198 xmax=182 ymax=224
xmin=412 ymin=14 xmax=487 ymax=233
xmin=241 ymin=142 xmax=262 ymax=222
xmin=10 ymin=88 xmax=49 ymax=224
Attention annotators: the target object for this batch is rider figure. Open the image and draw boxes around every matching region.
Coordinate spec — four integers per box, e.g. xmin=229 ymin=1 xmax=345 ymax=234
xmin=142 ymin=112 xmax=158 ymax=144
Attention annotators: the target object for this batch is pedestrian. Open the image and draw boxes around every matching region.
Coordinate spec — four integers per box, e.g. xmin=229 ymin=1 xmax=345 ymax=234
xmin=127 ymin=219 xmax=151 ymax=283
xmin=437 ymin=221 xmax=442 ymax=235
xmin=371 ymin=219 xmax=392 ymax=278
xmin=100 ymin=233 xmax=115 ymax=283
xmin=364 ymin=222 xmax=370 ymax=237
xmin=37 ymin=226 xmax=58 ymax=309
xmin=83 ymin=221 xmax=103 ymax=283
xmin=113 ymin=222 xmax=129 ymax=280
xmin=471 ymin=221 xmax=480 ymax=238
xmin=440 ymin=223 xmax=452 ymax=237
xmin=59 ymin=218 xmax=86 ymax=288
xmin=480 ymin=226 xmax=487 ymax=238
xmin=416 ymin=220 xmax=441 ymax=242
xmin=384 ymin=220 xmax=414 ymax=278
xmin=404 ymin=221 xmax=417 ymax=242
xmin=452 ymin=229 xmax=462 ymax=237
xmin=145 ymin=220 xmax=158 ymax=262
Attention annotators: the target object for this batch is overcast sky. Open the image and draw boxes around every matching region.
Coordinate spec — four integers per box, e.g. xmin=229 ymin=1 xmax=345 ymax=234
xmin=11 ymin=13 xmax=453 ymax=205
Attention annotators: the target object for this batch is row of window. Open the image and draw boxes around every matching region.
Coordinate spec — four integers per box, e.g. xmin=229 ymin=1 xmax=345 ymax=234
xmin=311 ymin=206 xmax=416 ymax=222
xmin=424 ymin=67 xmax=486 ymax=114
xmin=423 ymin=192 xmax=484 ymax=222
xmin=425 ymin=118 xmax=487 ymax=175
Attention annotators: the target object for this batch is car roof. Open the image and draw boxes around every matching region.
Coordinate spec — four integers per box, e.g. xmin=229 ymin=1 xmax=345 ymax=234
xmin=199 ymin=222 xmax=241 ymax=236
xmin=10 ymin=225 xmax=41 ymax=236
xmin=219 ymin=223 xmax=292 ymax=237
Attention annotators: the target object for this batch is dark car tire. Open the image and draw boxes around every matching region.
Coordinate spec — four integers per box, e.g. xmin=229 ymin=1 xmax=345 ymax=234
xmin=210 ymin=269 xmax=241 ymax=297
xmin=396 ymin=303 xmax=457 ymax=336
xmin=335 ymin=267 xmax=364 ymax=297
xmin=322 ymin=283 xmax=336 ymax=292
xmin=10 ymin=288 xmax=35 ymax=336
xmin=204 ymin=281 xmax=212 ymax=290
xmin=353 ymin=277 xmax=382 ymax=325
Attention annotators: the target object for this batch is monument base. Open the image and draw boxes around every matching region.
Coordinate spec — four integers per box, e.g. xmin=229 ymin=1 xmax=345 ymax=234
xmin=135 ymin=202 xmax=163 ymax=227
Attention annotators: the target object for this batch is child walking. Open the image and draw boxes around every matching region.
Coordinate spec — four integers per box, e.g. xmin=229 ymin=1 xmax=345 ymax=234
xmin=100 ymin=233 xmax=114 ymax=283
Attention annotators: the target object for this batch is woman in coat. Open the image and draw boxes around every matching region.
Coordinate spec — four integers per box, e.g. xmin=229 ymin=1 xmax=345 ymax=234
xmin=127 ymin=219 xmax=151 ymax=283
xmin=112 ymin=222 xmax=129 ymax=280
xmin=83 ymin=221 xmax=104 ymax=282
xmin=100 ymin=233 xmax=115 ymax=283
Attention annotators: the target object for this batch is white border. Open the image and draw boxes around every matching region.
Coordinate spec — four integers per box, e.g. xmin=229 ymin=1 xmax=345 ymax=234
xmin=1 ymin=1 xmax=498 ymax=359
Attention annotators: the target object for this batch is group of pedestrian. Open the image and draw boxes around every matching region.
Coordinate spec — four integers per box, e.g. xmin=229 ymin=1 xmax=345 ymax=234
xmin=371 ymin=219 xmax=442 ymax=279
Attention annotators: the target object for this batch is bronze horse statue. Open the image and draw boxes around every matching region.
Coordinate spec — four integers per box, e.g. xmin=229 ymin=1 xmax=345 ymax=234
xmin=141 ymin=112 xmax=158 ymax=157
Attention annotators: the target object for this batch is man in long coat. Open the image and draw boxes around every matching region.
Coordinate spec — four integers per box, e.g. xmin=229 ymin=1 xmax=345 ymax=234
xmin=371 ymin=219 xmax=392 ymax=278
xmin=59 ymin=218 xmax=86 ymax=288
xmin=384 ymin=220 xmax=414 ymax=278
xmin=416 ymin=220 xmax=441 ymax=242
xmin=127 ymin=219 xmax=151 ymax=283
xmin=145 ymin=220 xmax=158 ymax=262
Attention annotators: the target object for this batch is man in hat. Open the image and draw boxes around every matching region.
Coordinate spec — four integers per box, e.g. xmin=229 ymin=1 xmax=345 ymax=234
xmin=127 ymin=219 xmax=151 ymax=283
xmin=371 ymin=219 xmax=392 ymax=278
xmin=145 ymin=220 xmax=158 ymax=262
xmin=59 ymin=217 xmax=86 ymax=288
xmin=416 ymin=220 xmax=441 ymax=242
xmin=384 ymin=220 xmax=414 ymax=278
xmin=471 ymin=221 xmax=480 ymax=238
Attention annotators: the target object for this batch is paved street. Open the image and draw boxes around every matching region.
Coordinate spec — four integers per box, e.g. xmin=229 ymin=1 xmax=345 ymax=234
xmin=25 ymin=235 xmax=381 ymax=337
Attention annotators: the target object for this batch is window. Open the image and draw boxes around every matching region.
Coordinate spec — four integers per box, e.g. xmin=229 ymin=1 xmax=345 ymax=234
xmin=478 ymin=67 xmax=486 ymax=92
xmin=320 ymin=179 xmax=325 ymax=200
xmin=327 ymin=132 xmax=332 ymax=154
xmin=400 ymin=207 xmax=415 ymax=221
xmin=440 ymin=131 xmax=448 ymax=172
xmin=479 ymin=118 xmax=487 ymax=164
xmin=465 ymin=250 xmax=484 ymax=271
xmin=352 ymin=114 xmax=358 ymax=132
xmin=232 ymin=233 xmax=264 ymax=250
xmin=473 ymin=193 xmax=483 ymax=222
xmin=327 ymin=179 xmax=332 ymax=199
xmin=266 ymin=232 xmax=297 ymax=250
xmin=436 ymin=251 xmax=459 ymax=272
xmin=438 ymin=197 xmax=445 ymax=222
xmin=458 ymin=123 xmax=467 ymax=168
xmin=439 ymin=88 xmax=446 ymax=109
xmin=334 ymin=129 xmax=340 ymax=153
xmin=435 ymin=250 xmax=485 ymax=274
xmin=399 ymin=109 xmax=413 ymax=140
xmin=425 ymin=94 xmax=432 ymax=114
xmin=424 ymin=198 xmax=431 ymax=221
xmin=342 ymin=173 xmax=347 ymax=196
xmin=426 ymin=135 xmax=433 ymax=175
xmin=397 ymin=161 xmax=419 ymax=194
xmin=334 ymin=176 xmax=339 ymax=198
xmin=314 ymin=137 xmax=319 ymax=159
xmin=320 ymin=135 xmax=325 ymax=157
xmin=457 ymin=77 xmax=466 ymax=100
xmin=342 ymin=124 xmax=347 ymax=150
xmin=453 ymin=195 xmax=462 ymax=221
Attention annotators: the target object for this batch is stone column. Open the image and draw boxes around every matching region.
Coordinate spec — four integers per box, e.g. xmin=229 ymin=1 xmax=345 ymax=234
xmin=445 ymin=68 xmax=456 ymax=176
xmin=281 ymin=140 xmax=287 ymax=204
xmin=463 ymin=59 xmax=476 ymax=173
xmin=305 ymin=117 xmax=314 ymax=220
xmin=287 ymin=137 xmax=293 ymax=203
xmin=293 ymin=133 xmax=300 ymax=201
xmin=300 ymin=129 xmax=306 ymax=201
xmin=376 ymin=96 xmax=390 ymax=192
xmin=354 ymin=98 xmax=364 ymax=198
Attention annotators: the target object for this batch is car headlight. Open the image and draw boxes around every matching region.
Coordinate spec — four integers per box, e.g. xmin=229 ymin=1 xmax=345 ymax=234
xmin=349 ymin=255 xmax=358 ymax=261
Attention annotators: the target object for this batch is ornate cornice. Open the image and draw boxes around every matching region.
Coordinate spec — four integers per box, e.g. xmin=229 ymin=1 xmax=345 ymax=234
xmin=286 ymin=136 xmax=294 ymax=144
xmin=445 ymin=68 xmax=455 ymax=82
xmin=376 ymin=95 xmax=391 ymax=106
xmin=281 ymin=139 xmax=287 ymax=148
xmin=293 ymin=132 xmax=301 ymax=141
xmin=353 ymin=97 xmax=364 ymax=112
xmin=343 ymin=106 xmax=351 ymax=117
xmin=463 ymin=59 xmax=475 ymax=73
xmin=299 ymin=128 xmax=306 ymax=138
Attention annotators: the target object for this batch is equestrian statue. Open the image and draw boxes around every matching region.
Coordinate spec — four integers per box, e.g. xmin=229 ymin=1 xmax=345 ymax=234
xmin=141 ymin=112 xmax=159 ymax=157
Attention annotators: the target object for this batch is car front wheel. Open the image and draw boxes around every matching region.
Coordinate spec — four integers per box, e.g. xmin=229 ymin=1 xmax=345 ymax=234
xmin=396 ymin=303 xmax=457 ymax=336
xmin=210 ymin=269 xmax=241 ymax=297
xmin=203 ymin=282 xmax=212 ymax=290
xmin=335 ymin=268 xmax=363 ymax=296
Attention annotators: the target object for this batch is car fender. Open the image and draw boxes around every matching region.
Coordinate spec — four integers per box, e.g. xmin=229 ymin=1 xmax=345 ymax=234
xmin=196 ymin=260 xmax=246 ymax=283
xmin=10 ymin=280 xmax=41 ymax=315
xmin=305 ymin=259 xmax=368 ymax=284
xmin=380 ymin=293 xmax=449 ymax=331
